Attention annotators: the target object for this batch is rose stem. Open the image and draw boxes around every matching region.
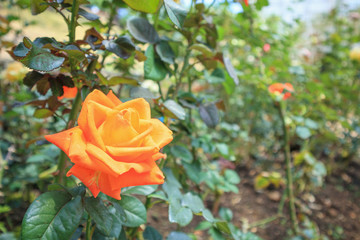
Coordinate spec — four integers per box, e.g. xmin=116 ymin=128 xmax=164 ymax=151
xmin=277 ymin=102 xmax=298 ymax=235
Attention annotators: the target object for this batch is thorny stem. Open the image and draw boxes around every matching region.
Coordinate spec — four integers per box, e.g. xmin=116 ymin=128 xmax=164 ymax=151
xmin=86 ymin=215 xmax=92 ymax=240
xmin=55 ymin=1 xmax=82 ymax=184
xmin=212 ymin=190 xmax=222 ymax=214
xmin=69 ymin=0 xmax=80 ymax=43
xmin=55 ymin=91 xmax=82 ymax=184
xmin=277 ymin=103 xmax=298 ymax=235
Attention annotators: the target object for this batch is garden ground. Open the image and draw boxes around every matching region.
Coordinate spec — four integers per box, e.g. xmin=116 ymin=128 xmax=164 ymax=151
xmin=148 ymin=161 xmax=360 ymax=240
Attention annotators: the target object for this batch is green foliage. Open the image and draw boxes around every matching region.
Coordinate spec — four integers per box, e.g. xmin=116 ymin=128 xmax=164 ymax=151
xmin=21 ymin=191 xmax=84 ymax=240
xmin=1 ymin=0 xmax=359 ymax=239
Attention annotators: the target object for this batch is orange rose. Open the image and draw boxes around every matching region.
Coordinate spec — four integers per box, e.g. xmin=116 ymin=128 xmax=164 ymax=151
xmin=268 ymin=83 xmax=294 ymax=100
xmin=58 ymin=86 xmax=78 ymax=100
xmin=45 ymin=90 xmax=173 ymax=199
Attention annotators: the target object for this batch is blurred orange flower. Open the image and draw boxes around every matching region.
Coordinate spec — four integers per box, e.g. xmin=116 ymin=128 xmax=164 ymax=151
xmin=58 ymin=86 xmax=78 ymax=100
xmin=244 ymin=0 xmax=248 ymax=6
xmin=268 ymin=83 xmax=294 ymax=100
xmin=46 ymin=90 xmax=173 ymax=199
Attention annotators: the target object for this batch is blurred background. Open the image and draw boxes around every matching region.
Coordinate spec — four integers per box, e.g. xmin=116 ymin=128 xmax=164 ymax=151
xmin=0 ymin=0 xmax=360 ymax=239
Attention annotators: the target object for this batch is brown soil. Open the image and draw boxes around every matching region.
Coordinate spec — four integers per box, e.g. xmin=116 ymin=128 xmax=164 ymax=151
xmin=148 ymin=162 xmax=360 ymax=240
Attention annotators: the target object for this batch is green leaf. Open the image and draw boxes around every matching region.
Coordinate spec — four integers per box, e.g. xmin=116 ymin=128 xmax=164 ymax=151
xmin=255 ymin=0 xmax=269 ymax=10
xmin=163 ymin=168 xmax=182 ymax=189
xmin=30 ymin=0 xmax=48 ymax=15
xmin=215 ymin=221 xmax=231 ymax=235
xmin=155 ymin=41 xmax=175 ymax=64
xmin=164 ymin=0 xmax=188 ymax=28
xmin=23 ymin=71 xmax=44 ymax=88
xmin=219 ymin=207 xmax=233 ymax=222
xmin=103 ymin=36 xmax=136 ymax=59
xmin=13 ymin=42 xmax=30 ymax=57
xmin=127 ymin=17 xmax=160 ymax=44
xmin=39 ymin=40 xmax=85 ymax=64
xmin=58 ymin=75 xmax=74 ymax=88
xmin=202 ymin=209 xmax=215 ymax=222
xmin=85 ymin=197 xmax=113 ymax=236
xmin=296 ymin=126 xmax=312 ymax=139
xmin=312 ymin=162 xmax=326 ymax=177
xmin=167 ymin=232 xmax=192 ymax=240
xmin=181 ymin=192 xmax=204 ymax=214
xmin=118 ymin=195 xmax=146 ymax=227
xmin=110 ymin=201 xmax=127 ymax=224
xmin=216 ymin=143 xmax=229 ymax=157
xmin=78 ymin=8 xmax=99 ymax=21
xmin=183 ymin=162 xmax=202 ymax=184
xmin=209 ymin=227 xmax=226 ymax=240
xmin=108 ymin=76 xmax=139 ymax=86
xmin=304 ymin=118 xmax=319 ymax=130
xmin=224 ymin=170 xmax=240 ymax=185
xmin=123 ymin=0 xmax=163 ymax=13
xmin=222 ymin=74 xmax=236 ymax=95
xmin=171 ymin=145 xmax=193 ymax=163
xmin=254 ymin=175 xmax=270 ymax=190
xmin=169 ymin=199 xmax=193 ymax=226
xmin=189 ymin=44 xmax=213 ymax=57
xmin=163 ymin=99 xmax=186 ymax=120
xmin=148 ymin=190 xmax=168 ymax=201
xmin=121 ymin=185 xmax=158 ymax=195
xmin=163 ymin=182 xmax=182 ymax=200
xmin=13 ymin=37 xmax=64 ymax=72
xmin=199 ymin=103 xmax=219 ymax=128
xmin=144 ymin=45 xmax=168 ymax=81
xmin=130 ymin=87 xmax=157 ymax=99
xmin=195 ymin=221 xmax=212 ymax=231
xmin=33 ymin=37 xmax=57 ymax=47
xmin=143 ymin=226 xmax=162 ymax=240
xmin=207 ymin=68 xmax=225 ymax=84
xmin=33 ymin=108 xmax=53 ymax=119
xmin=22 ymin=192 xmax=84 ymax=240
xmin=48 ymin=76 xmax=63 ymax=96
xmin=223 ymin=57 xmax=239 ymax=85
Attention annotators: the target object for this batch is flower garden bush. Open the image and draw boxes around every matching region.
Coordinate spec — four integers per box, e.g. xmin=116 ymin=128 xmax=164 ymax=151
xmin=0 ymin=0 xmax=359 ymax=239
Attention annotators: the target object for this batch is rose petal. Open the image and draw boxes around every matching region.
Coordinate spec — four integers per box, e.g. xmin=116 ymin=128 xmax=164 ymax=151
xmin=66 ymin=165 xmax=101 ymax=198
xmin=68 ymin=127 xmax=97 ymax=169
xmin=284 ymin=83 xmax=294 ymax=92
xmin=45 ymin=127 xmax=77 ymax=155
xmin=97 ymin=173 xmax=122 ymax=200
xmin=114 ymin=98 xmax=151 ymax=120
xmin=107 ymin=90 xmax=122 ymax=106
xmin=78 ymin=90 xmax=116 ymax=149
xmin=86 ymin=143 xmax=153 ymax=175
xmin=152 ymin=152 xmax=166 ymax=161
xmin=149 ymin=119 xmax=173 ymax=148
xmin=98 ymin=110 xmax=139 ymax=147
xmin=104 ymin=124 xmax=152 ymax=148
xmin=79 ymin=100 xmax=113 ymax=150
xmin=122 ymin=108 xmax=140 ymax=132
xmin=268 ymin=83 xmax=284 ymax=94
xmin=106 ymin=145 xmax=158 ymax=162
xmin=106 ymin=164 xmax=164 ymax=194
xmin=141 ymin=119 xmax=173 ymax=149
